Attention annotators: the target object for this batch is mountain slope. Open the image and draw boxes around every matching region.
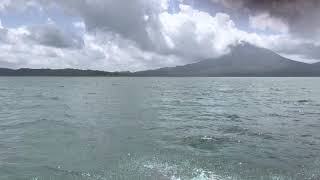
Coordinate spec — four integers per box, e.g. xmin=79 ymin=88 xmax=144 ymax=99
xmin=134 ymin=43 xmax=318 ymax=77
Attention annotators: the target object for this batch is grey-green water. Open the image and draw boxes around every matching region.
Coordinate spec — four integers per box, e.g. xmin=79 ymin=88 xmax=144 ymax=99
xmin=0 ymin=77 xmax=319 ymax=180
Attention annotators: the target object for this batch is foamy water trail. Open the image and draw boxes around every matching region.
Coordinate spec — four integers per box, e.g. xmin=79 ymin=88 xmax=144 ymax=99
xmin=142 ymin=160 xmax=229 ymax=180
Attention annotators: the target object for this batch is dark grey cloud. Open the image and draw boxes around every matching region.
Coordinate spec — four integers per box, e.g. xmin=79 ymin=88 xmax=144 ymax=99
xmin=47 ymin=0 xmax=166 ymax=51
xmin=211 ymin=0 xmax=320 ymax=38
xmin=27 ymin=24 xmax=83 ymax=49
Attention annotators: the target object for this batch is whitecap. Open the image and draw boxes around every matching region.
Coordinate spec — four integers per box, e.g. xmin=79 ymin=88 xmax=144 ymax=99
xmin=142 ymin=160 xmax=228 ymax=180
xmin=200 ymin=136 xmax=213 ymax=141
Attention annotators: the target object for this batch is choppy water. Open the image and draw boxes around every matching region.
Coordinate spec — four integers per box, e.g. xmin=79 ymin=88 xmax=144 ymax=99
xmin=0 ymin=77 xmax=320 ymax=180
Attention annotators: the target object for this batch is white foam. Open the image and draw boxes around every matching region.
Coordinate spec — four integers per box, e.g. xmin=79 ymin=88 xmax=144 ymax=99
xmin=201 ymin=136 xmax=213 ymax=141
xmin=143 ymin=161 xmax=228 ymax=180
xmin=169 ymin=169 xmax=227 ymax=180
xmin=191 ymin=169 xmax=228 ymax=180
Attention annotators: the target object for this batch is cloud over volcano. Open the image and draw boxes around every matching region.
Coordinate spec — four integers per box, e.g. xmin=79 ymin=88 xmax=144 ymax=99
xmin=0 ymin=0 xmax=319 ymax=70
xmin=211 ymin=0 xmax=320 ymax=38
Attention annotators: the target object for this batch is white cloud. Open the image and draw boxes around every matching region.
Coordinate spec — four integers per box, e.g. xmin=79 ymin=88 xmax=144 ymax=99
xmin=279 ymin=53 xmax=319 ymax=64
xmin=0 ymin=0 xmax=41 ymax=12
xmin=249 ymin=13 xmax=289 ymax=33
xmin=210 ymin=0 xmax=244 ymax=9
xmin=158 ymin=4 xmax=239 ymax=60
xmin=0 ymin=0 xmax=11 ymax=11
xmin=73 ymin=21 xmax=85 ymax=30
xmin=0 ymin=24 xmax=184 ymax=71
xmin=46 ymin=17 xmax=55 ymax=25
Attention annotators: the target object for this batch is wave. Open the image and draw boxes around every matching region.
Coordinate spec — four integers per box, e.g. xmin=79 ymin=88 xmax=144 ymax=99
xmin=142 ymin=161 xmax=228 ymax=180
xmin=0 ymin=119 xmax=71 ymax=130
xmin=171 ymin=169 xmax=226 ymax=180
xmin=181 ymin=135 xmax=235 ymax=151
xmin=50 ymin=97 xmax=60 ymax=101
xmin=34 ymin=166 xmax=107 ymax=180
xmin=297 ymin=100 xmax=312 ymax=103
xmin=140 ymin=159 xmax=307 ymax=180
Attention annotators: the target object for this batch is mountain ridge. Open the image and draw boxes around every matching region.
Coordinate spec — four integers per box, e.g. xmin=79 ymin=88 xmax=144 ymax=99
xmin=133 ymin=43 xmax=319 ymax=77
xmin=0 ymin=68 xmax=127 ymax=76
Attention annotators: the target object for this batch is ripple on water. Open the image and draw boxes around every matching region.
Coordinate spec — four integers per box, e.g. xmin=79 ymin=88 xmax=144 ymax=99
xmin=33 ymin=166 xmax=107 ymax=180
xmin=297 ymin=100 xmax=312 ymax=103
xmin=219 ymin=126 xmax=249 ymax=135
xmin=50 ymin=97 xmax=60 ymax=101
xmin=219 ymin=125 xmax=277 ymax=141
xmin=225 ymin=114 xmax=242 ymax=122
xmin=300 ymin=134 xmax=312 ymax=138
xmin=181 ymin=135 xmax=236 ymax=151
xmin=0 ymin=119 xmax=72 ymax=131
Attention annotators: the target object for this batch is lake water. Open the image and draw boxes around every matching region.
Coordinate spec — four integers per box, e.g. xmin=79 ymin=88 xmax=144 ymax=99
xmin=0 ymin=77 xmax=319 ymax=180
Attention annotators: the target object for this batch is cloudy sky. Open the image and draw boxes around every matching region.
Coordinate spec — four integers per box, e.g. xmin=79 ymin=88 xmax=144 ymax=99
xmin=0 ymin=0 xmax=319 ymax=71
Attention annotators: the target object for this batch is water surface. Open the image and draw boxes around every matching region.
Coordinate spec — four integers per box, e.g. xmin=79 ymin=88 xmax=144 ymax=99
xmin=0 ymin=77 xmax=319 ymax=180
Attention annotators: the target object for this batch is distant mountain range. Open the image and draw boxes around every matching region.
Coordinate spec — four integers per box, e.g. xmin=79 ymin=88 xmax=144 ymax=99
xmin=0 ymin=43 xmax=319 ymax=77
xmin=0 ymin=68 xmax=126 ymax=76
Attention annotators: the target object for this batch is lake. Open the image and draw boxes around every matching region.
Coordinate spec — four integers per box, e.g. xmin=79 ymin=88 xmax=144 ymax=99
xmin=0 ymin=77 xmax=319 ymax=180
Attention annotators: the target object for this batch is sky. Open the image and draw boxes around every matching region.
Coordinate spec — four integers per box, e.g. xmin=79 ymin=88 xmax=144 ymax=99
xmin=0 ymin=0 xmax=320 ymax=71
